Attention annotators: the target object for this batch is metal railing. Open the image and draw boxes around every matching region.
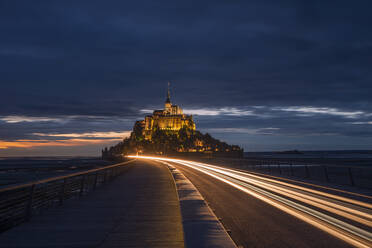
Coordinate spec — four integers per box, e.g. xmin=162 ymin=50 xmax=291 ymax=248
xmin=0 ymin=160 xmax=135 ymax=233
xmin=198 ymin=158 xmax=372 ymax=189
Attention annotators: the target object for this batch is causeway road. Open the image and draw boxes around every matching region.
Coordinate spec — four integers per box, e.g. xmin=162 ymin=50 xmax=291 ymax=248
xmin=132 ymin=156 xmax=372 ymax=248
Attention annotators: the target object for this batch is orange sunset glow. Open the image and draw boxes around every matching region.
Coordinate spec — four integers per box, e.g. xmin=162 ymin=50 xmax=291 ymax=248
xmin=0 ymin=131 xmax=131 ymax=150
xmin=0 ymin=138 xmax=123 ymax=149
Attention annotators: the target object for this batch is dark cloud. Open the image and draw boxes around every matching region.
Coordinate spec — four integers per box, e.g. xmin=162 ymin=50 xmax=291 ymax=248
xmin=1 ymin=1 xmax=372 ymax=153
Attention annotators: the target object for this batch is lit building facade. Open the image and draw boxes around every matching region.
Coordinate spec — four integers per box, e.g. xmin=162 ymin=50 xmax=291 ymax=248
xmin=136 ymin=83 xmax=196 ymax=140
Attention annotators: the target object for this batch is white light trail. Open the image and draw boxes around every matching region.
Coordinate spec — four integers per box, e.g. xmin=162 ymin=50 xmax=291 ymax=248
xmin=128 ymin=155 xmax=372 ymax=248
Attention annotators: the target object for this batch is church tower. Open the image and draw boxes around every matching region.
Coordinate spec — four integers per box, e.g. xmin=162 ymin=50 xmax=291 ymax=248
xmin=140 ymin=81 xmax=195 ymax=139
xmin=164 ymin=81 xmax=172 ymax=113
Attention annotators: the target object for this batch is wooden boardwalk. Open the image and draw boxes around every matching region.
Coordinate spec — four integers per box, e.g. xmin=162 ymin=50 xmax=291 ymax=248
xmin=0 ymin=160 xmax=184 ymax=248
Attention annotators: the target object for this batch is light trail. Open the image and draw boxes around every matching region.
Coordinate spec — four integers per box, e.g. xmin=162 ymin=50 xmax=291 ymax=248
xmin=128 ymin=155 xmax=372 ymax=248
xmin=181 ymin=161 xmax=372 ymax=223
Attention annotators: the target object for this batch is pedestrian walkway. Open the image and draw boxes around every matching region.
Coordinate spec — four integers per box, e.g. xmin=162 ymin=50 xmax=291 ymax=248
xmin=0 ymin=160 xmax=184 ymax=248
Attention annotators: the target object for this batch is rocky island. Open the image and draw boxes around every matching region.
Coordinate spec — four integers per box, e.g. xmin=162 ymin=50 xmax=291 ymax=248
xmin=102 ymin=84 xmax=243 ymax=160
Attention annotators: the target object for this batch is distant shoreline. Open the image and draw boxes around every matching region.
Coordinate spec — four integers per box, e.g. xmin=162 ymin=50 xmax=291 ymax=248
xmin=0 ymin=156 xmax=100 ymax=160
xmin=1 ymin=150 xmax=372 ymax=160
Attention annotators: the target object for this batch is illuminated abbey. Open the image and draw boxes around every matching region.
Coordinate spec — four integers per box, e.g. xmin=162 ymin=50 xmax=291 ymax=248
xmin=102 ymin=83 xmax=243 ymax=159
xmin=135 ymin=83 xmax=196 ymax=140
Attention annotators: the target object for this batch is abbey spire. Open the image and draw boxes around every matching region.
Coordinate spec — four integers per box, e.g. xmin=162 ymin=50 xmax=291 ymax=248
xmin=166 ymin=81 xmax=171 ymax=103
xmin=164 ymin=82 xmax=172 ymax=112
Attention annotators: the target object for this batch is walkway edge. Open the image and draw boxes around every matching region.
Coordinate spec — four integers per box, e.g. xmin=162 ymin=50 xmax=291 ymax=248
xmin=164 ymin=162 xmax=237 ymax=248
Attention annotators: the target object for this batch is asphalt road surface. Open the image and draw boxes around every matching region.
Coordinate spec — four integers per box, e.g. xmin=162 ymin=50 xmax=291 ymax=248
xmin=132 ymin=156 xmax=372 ymax=248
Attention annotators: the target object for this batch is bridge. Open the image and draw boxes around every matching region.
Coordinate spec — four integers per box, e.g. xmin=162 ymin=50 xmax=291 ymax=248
xmin=0 ymin=157 xmax=371 ymax=248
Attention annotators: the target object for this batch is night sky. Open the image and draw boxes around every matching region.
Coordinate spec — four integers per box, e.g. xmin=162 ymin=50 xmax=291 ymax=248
xmin=1 ymin=1 xmax=372 ymax=156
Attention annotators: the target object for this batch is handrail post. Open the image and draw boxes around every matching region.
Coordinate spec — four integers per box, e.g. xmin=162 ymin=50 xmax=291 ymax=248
xmin=43 ymin=183 xmax=49 ymax=209
xmin=348 ymin=168 xmax=355 ymax=186
xmin=25 ymin=184 xmax=35 ymax=221
xmin=93 ymin=172 xmax=98 ymax=190
xmin=290 ymin=163 xmax=294 ymax=176
xmin=59 ymin=179 xmax=66 ymax=205
xmin=323 ymin=166 xmax=329 ymax=182
xmin=103 ymin=170 xmax=107 ymax=183
xmin=79 ymin=175 xmax=86 ymax=197
xmin=278 ymin=164 xmax=282 ymax=174
xmin=109 ymin=168 xmax=113 ymax=181
xmin=107 ymin=169 xmax=110 ymax=181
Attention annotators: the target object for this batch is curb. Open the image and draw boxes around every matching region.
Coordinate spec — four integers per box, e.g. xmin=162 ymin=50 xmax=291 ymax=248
xmin=163 ymin=162 xmax=237 ymax=248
